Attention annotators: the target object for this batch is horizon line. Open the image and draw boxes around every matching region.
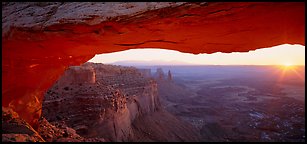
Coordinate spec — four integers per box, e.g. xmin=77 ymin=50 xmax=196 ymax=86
xmin=88 ymin=62 xmax=305 ymax=67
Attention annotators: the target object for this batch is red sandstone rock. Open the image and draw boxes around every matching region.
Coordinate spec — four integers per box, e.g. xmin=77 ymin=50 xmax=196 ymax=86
xmin=38 ymin=117 xmax=106 ymax=142
xmin=1 ymin=2 xmax=305 ymax=129
xmin=42 ymin=63 xmax=159 ymax=141
xmin=41 ymin=63 xmax=199 ymax=141
xmin=57 ymin=65 xmax=96 ymax=86
xmin=2 ymin=107 xmax=45 ymax=142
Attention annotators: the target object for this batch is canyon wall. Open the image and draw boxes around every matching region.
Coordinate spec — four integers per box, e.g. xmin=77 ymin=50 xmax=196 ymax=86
xmin=41 ymin=63 xmax=199 ymax=141
xmin=56 ymin=65 xmax=96 ymax=86
xmin=42 ymin=63 xmax=158 ymax=141
xmin=2 ymin=2 xmax=305 ymax=129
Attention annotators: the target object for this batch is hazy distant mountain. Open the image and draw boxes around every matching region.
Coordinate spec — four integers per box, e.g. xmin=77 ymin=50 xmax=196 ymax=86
xmin=110 ymin=60 xmax=194 ymax=66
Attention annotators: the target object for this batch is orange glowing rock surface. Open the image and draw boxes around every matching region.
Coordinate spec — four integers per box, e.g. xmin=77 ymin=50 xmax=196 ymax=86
xmin=2 ymin=2 xmax=305 ymax=129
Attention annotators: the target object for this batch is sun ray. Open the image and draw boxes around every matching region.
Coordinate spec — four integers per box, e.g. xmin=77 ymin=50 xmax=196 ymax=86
xmin=275 ymin=64 xmax=304 ymax=82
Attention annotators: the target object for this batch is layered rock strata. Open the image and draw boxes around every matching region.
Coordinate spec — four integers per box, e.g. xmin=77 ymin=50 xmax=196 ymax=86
xmin=42 ymin=62 xmax=199 ymax=141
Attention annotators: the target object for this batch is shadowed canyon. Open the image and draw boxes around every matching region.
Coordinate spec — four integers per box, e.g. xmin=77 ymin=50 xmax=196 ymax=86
xmin=2 ymin=2 xmax=305 ymax=142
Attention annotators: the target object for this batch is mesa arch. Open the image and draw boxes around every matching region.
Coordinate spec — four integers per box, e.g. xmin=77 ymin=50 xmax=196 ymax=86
xmin=2 ymin=2 xmax=305 ymax=129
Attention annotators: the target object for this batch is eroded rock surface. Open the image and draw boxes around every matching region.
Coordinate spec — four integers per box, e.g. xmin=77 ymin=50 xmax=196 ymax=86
xmin=2 ymin=107 xmax=45 ymax=142
xmin=38 ymin=117 xmax=106 ymax=142
xmin=42 ymin=62 xmax=200 ymax=141
xmin=2 ymin=106 xmax=107 ymax=142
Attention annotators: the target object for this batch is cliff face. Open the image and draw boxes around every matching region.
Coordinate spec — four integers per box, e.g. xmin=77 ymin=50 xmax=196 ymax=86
xmin=56 ymin=65 xmax=96 ymax=85
xmin=2 ymin=2 xmax=305 ymax=129
xmin=41 ymin=63 xmax=199 ymax=142
xmin=42 ymin=63 xmax=158 ymax=141
xmin=152 ymin=68 xmax=194 ymax=112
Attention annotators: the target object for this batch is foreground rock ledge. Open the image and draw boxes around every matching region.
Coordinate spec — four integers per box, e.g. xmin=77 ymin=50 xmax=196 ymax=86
xmin=2 ymin=2 xmax=305 ymax=129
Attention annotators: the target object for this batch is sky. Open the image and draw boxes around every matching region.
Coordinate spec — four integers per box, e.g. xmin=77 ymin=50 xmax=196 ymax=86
xmin=88 ymin=44 xmax=305 ymax=66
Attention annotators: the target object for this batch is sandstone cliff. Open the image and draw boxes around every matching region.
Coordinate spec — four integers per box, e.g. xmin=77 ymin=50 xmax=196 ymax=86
xmin=41 ymin=62 xmax=200 ymax=142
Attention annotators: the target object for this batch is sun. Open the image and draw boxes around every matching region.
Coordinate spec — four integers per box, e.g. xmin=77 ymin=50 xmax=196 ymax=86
xmin=278 ymin=62 xmax=295 ymax=71
xmin=283 ymin=62 xmax=293 ymax=67
xmin=280 ymin=63 xmax=295 ymax=70
xmin=276 ymin=62 xmax=303 ymax=82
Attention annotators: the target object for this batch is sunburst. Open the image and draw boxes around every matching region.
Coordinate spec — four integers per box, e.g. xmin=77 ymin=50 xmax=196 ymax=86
xmin=276 ymin=63 xmax=304 ymax=82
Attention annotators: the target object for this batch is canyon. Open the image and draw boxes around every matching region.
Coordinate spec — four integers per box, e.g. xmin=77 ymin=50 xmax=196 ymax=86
xmin=3 ymin=63 xmax=201 ymax=142
xmin=137 ymin=65 xmax=305 ymax=142
xmin=2 ymin=2 xmax=305 ymax=142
